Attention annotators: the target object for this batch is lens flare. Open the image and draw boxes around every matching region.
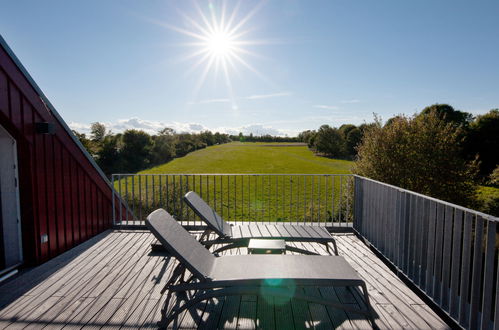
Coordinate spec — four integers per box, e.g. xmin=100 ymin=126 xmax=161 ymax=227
xmin=260 ymin=279 xmax=296 ymax=305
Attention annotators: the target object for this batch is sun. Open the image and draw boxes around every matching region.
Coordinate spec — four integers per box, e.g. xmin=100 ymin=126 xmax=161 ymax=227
xmin=161 ymin=1 xmax=268 ymax=109
xmin=205 ymin=31 xmax=234 ymax=58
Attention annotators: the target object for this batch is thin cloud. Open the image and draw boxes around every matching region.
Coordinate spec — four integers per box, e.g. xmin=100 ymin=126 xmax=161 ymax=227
xmin=314 ymin=104 xmax=339 ymax=110
xmin=244 ymin=92 xmax=291 ymax=100
xmin=187 ymin=98 xmax=231 ymax=105
xmin=188 ymin=92 xmax=291 ymax=106
xmin=340 ymin=99 xmax=360 ymax=104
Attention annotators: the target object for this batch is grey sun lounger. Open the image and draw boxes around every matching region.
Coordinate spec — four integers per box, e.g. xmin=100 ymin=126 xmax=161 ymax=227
xmin=183 ymin=191 xmax=339 ymax=255
xmin=146 ymin=209 xmax=374 ymax=329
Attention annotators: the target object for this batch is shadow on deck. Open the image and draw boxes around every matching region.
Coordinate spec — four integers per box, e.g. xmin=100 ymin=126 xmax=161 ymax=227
xmin=0 ymin=229 xmax=449 ymax=329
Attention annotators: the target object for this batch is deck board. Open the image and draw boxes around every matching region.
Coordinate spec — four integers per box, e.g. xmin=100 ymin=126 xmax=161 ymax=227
xmin=0 ymin=230 xmax=449 ymax=329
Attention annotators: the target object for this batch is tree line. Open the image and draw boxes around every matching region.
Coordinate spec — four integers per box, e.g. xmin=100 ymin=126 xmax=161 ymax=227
xmin=298 ymin=123 xmax=369 ymax=159
xmin=73 ymin=124 xmax=231 ymax=175
xmin=231 ymin=132 xmax=300 ymax=143
xmin=300 ymin=104 xmax=498 ymax=215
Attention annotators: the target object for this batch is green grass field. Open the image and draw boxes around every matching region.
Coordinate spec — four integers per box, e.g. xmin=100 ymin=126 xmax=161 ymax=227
xmin=115 ymin=143 xmax=354 ymax=222
xmin=140 ymin=142 xmax=353 ymax=174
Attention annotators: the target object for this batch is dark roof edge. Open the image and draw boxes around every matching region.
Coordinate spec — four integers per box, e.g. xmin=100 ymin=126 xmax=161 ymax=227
xmin=0 ymin=34 xmax=115 ymax=192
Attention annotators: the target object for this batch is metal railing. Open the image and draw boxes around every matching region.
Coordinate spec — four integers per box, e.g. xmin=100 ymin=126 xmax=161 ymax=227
xmin=353 ymin=176 xmax=499 ymax=330
xmin=111 ymin=173 xmax=354 ymax=226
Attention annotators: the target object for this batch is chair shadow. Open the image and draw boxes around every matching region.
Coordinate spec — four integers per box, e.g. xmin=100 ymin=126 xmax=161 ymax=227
xmin=166 ymin=285 xmax=379 ymax=329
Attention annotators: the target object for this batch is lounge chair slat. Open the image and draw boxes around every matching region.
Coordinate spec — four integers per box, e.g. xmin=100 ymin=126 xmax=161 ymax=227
xmin=184 ymin=191 xmax=337 ymax=254
xmin=240 ymin=225 xmax=253 ymax=238
xmin=184 ymin=191 xmax=233 ymax=237
xmin=231 ymin=226 xmax=244 ymax=239
xmin=306 ymin=225 xmax=330 ymax=239
xmin=247 ymin=224 xmax=264 ymax=238
xmin=146 ymin=210 xmax=215 ymax=279
xmin=279 ymin=224 xmax=299 ymax=238
xmin=272 ymin=225 xmax=289 ymax=238
xmin=290 ymin=225 xmax=312 ymax=238
xmin=256 ymin=224 xmax=271 ymax=237
xmin=267 ymin=225 xmax=281 ymax=237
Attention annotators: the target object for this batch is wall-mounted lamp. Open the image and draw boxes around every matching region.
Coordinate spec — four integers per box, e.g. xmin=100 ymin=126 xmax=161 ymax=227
xmin=35 ymin=122 xmax=55 ymax=135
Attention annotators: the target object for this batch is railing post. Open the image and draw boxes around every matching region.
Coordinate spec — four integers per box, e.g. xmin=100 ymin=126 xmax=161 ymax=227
xmin=111 ymin=174 xmax=115 ymax=226
xmin=353 ymin=176 xmax=362 ymax=232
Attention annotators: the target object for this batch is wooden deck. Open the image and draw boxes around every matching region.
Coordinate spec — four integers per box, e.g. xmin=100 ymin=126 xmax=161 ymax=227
xmin=0 ymin=229 xmax=450 ymax=329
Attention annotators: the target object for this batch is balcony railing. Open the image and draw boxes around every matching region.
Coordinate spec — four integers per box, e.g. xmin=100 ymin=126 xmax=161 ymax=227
xmin=354 ymin=176 xmax=498 ymax=330
xmin=111 ymin=172 xmax=498 ymax=329
xmin=111 ymin=173 xmax=354 ymax=226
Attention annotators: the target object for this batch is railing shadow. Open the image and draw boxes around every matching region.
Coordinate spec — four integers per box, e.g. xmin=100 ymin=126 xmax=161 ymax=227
xmin=0 ymin=230 xmax=114 ymax=310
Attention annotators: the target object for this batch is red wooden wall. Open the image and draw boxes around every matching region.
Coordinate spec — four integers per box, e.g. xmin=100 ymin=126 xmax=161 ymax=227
xmin=0 ymin=40 xmax=121 ymax=265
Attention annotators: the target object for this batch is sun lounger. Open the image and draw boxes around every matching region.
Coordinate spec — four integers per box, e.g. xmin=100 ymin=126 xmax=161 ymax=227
xmin=146 ymin=209 xmax=374 ymax=328
xmin=183 ymin=191 xmax=339 ymax=255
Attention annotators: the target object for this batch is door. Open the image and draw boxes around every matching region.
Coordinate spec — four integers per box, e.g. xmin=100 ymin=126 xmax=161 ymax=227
xmin=0 ymin=124 xmax=22 ymax=274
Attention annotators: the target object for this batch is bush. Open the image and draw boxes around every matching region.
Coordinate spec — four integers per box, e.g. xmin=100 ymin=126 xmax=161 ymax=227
xmin=475 ymin=186 xmax=499 ymax=217
xmin=353 ymin=113 xmax=478 ymax=207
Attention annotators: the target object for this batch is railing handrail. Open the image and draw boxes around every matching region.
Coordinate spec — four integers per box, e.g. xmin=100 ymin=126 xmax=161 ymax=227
xmin=353 ymin=174 xmax=499 ymax=222
xmin=112 ymin=173 xmax=353 ymax=176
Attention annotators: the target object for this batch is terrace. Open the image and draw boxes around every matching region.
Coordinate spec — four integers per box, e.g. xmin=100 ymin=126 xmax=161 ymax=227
xmin=0 ymin=174 xmax=497 ymax=329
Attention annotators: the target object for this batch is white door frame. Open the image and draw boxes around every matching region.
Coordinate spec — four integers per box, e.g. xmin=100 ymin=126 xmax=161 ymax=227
xmin=0 ymin=124 xmax=22 ymax=271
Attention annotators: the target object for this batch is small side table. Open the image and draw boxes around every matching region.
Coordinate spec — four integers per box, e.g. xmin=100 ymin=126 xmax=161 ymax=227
xmin=248 ymin=239 xmax=286 ymax=254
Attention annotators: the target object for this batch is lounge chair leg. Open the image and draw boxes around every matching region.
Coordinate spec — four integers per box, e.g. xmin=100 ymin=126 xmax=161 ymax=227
xmin=162 ymin=290 xmax=205 ymax=328
xmin=360 ymin=283 xmax=376 ymax=328
xmin=161 ymin=264 xmax=185 ymax=294
xmin=198 ymin=228 xmax=212 ymax=242
xmin=212 ymin=242 xmax=246 ymax=254
xmin=285 ymin=245 xmax=319 ymax=255
xmin=331 ymin=240 xmax=339 ymax=255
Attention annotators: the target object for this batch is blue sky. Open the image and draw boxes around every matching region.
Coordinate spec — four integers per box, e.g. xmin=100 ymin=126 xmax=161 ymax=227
xmin=1 ymin=0 xmax=498 ymax=136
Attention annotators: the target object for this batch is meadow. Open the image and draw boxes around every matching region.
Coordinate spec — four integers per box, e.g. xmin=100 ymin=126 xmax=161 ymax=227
xmin=114 ymin=143 xmax=355 ymax=223
xmin=140 ymin=142 xmax=353 ymax=174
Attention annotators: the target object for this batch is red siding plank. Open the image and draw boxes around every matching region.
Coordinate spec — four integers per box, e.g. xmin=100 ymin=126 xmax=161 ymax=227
xmin=0 ymin=70 xmax=9 ymax=117
xmin=85 ymin=174 xmax=92 ymax=238
xmin=92 ymin=180 xmax=97 ymax=235
xmin=70 ymin=158 xmax=80 ymax=245
xmin=44 ymin=135 xmax=58 ymax=257
xmin=9 ymin=83 xmax=22 ymax=130
xmin=61 ymin=146 xmax=73 ymax=248
xmin=78 ymin=166 xmax=87 ymax=242
xmin=33 ymin=118 xmax=49 ymax=262
xmin=97 ymin=190 xmax=103 ymax=232
xmin=22 ymin=99 xmax=32 ymax=142
xmin=53 ymin=139 xmax=66 ymax=253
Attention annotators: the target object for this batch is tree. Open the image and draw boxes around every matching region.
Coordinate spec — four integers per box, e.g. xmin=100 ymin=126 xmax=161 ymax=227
xmin=465 ymin=109 xmax=499 ymax=178
xmin=199 ymin=130 xmax=215 ymax=146
xmin=313 ymin=125 xmax=345 ymax=157
xmin=121 ymin=129 xmax=153 ymax=172
xmin=338 ymin=124 xmax=356 ymax=138
xmin=96 ymin=134 xmax=121 ymax=176
xmin=149 ymin=128 xmax=176 ymax=166
xmin=72 ymin=130 xmax=96 ymax=156
xmin=90 ymin=122 xmax=107 ymax=142
xmin=175 ymin=133 xmax=206 ymax=157
xmin=490 ymin=165 xmax=499 ymax=186
xmin=353 ymin=113 xmax=477 ymax=207
xmin=345 ymin=127 xmax=362 ymax=157
xmin=420 ymin=104 xmax=473 ymax=128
